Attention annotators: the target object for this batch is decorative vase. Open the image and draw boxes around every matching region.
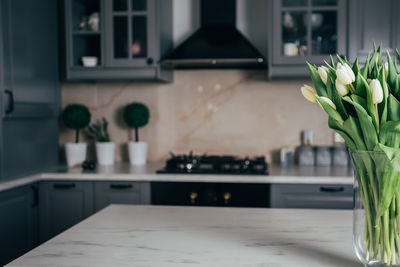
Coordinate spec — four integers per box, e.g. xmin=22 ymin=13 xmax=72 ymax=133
xmin=65 ymin=142 xmax=87 ymax=167
xmin=96 ymin=142 xmax=115 ymax=166
xmin=351 ymin=150 xmax=400 ymax=266
xmin=128 ymin=141 xmax=147 ymax=165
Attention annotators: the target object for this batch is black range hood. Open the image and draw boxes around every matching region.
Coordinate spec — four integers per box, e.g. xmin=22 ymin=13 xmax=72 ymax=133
xmin=161 ymin=0 xmax=265 ymax=68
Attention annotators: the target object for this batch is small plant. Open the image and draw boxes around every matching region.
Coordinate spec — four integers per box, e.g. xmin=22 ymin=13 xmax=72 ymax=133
xmin=123 ymin=102 xmax=150 ymax=142
xmin=62 ymin=104 xmax=91 ymax=143
xmin=87 ymin=118 xmax=111 ymax=142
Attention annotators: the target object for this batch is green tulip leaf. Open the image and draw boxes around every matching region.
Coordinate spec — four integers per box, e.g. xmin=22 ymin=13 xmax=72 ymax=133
xmin=342 ymin=116 xmax=367 ymax=150
xmin=328 ymin=117 xmax=356 ymax=150
xmin=315 ymin=95 xmax=344 ymax=125
xmin=306 ymin=62 xmax=327 ymax=97
xmin=388 ymin=94 xmax=400 ymax=121
xmin=343 ymin=96 xmax=378 ymax=150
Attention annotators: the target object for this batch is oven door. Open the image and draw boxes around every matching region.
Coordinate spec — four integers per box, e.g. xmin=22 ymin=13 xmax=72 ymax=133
xmin=151 ymin=182 xmax=270 ymax=207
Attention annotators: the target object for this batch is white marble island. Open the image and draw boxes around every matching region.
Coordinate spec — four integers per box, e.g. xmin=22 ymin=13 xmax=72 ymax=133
xmin=7 ymin=205 xmax=359 ymax=267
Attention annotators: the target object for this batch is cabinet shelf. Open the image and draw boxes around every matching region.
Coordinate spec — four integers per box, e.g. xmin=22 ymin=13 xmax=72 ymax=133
xmin=72 ymin=30 xmax=101 ymax=35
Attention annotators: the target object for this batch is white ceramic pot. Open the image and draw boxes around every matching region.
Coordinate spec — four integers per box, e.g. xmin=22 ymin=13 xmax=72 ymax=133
xmin=96 ymin=142 xmax=115 ymax=166
xmin=65 ymin=142 xmax=87 ymax=167
xmin=128 ymin=141 xmax=147 ymax=165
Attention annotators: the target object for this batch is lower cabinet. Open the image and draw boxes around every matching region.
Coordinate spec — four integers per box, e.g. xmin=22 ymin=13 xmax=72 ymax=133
xmin=94 ymin=182 xmax=151 ymax=212
xmin=270 ymin=184 xmax=353 ymax=209
xmin=39 ymin=181 xmax=94 ymax=242
xmin=0 ymin=184 xmax=39 ymax=266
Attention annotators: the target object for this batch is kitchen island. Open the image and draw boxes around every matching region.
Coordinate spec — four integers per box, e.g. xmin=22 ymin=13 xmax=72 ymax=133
xmin=7 ymin=205 xmax=359 ymax=267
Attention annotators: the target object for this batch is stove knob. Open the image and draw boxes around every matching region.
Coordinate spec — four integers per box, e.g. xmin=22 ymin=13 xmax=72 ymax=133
xmin=223 ymin=192 xmax=232 ymax=205
xmin=189 ymin=192 xmax=198 ymax=204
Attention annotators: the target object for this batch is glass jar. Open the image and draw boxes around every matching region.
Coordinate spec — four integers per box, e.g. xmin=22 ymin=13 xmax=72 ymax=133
xmin=351 ymin=150 xmax=400 ymax=266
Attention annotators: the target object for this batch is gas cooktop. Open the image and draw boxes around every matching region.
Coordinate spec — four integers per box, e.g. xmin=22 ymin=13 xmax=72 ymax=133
xmin=156 ymin=152 xmax=268 ymax=175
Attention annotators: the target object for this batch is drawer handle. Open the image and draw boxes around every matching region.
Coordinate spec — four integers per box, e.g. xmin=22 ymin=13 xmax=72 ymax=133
xmin=110 ymin=184 xmax=133 ymax=190
xmin=53 ymin=183 xmax=76 ymax=189
xmin=320 ymin=186 xmax=344 ymax=193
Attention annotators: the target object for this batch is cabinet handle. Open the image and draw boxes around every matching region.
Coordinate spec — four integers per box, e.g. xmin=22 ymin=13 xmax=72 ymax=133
xmin=53 ymin=183 xmax=76 ymax=189
xmin=320 ymin=186 xmax=344 ymax=193
xmin=110 ymin=184 xmax=133 ymax=190
xmin=31 ymin=185 xmax=39 ymax=208
xmin=146 ymin=58 xmax=154 ymax=65
xmin=5 ymin=89 xmax=14 ymax=114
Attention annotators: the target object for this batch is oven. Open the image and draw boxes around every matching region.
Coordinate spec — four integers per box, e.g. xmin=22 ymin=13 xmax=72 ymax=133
xmin=151 ymin=182 xmax=270 ymax=208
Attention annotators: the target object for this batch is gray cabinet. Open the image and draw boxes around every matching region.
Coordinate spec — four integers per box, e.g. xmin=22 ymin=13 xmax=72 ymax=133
xmin=348 ymin=0 xmax=400 ymax=62
xmin=270 ymin=184 xmax=353 ymax=209
xmin=0 ymin=184 xmax=39 ymax=266
xmin=0 ymin=0 xmax=60 ymax=180
xmin=94 ymin=181 xmax=150 ymax=212
xmin=63 ymin=0 xmax=173 ymax=81
xmin=39 ymin=181 xmax=94 ymax=242
xmin=268 ymin=0 xmax=347 ymax=78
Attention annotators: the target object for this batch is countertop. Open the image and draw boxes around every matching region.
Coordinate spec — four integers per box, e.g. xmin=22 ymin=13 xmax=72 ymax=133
xmin=0 ymin=162 xmax=353 ymax=193
xmin=6 ymin=205 xmax=359 ymax=267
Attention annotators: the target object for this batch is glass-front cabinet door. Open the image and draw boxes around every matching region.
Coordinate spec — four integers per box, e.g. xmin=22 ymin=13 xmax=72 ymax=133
xmin=272 ymin=0 xmax=346 ymax=65
xmin=104 ymin=0 xmax=155 ymax=67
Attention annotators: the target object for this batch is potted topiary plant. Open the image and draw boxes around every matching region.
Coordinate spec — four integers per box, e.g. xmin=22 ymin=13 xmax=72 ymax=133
xmin=87 ymin=118 xmax=115 ymax=166
xmin=123 ymin=102 xmax=150 ymax=165
xmin=62 ymin=104 xmax=91 ymax=167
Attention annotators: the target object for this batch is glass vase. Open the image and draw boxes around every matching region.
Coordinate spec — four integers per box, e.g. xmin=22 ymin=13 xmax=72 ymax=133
xmin=352 ymin=150 xmax=400 ymax=266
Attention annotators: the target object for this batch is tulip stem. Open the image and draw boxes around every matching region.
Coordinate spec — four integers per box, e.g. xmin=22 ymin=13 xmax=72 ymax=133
xmin=375 ymin=104 xmax=380 ymax=131
xmin=349 ymin=83 xmax=356 ymax=93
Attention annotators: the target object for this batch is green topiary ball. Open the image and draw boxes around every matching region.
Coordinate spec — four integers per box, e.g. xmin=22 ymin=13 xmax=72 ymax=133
xmin=62 ymin=104 xmax=91 ymax=130
xmin=123 ymin=102 xmax=150 ymax=128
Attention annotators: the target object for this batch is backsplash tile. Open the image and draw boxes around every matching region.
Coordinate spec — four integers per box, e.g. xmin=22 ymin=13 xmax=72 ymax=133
xmin=60 ymin=70 xmax=334 ymax=163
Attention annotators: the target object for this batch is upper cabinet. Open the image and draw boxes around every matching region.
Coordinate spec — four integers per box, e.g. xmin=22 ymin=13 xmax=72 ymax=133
xmin=268 ymin=0 xmax=347 ymax=78
xmin=63 ymin=0 xmax=173 ymax=81
xmin=348 ymin=0 xmax=400 ymax=63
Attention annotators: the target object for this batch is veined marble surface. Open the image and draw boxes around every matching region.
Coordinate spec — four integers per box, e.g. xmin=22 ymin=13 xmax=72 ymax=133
xmin=7 ymin=205 xmax=359 ymax=267
xmin=0 ymin=163 xmax=353 ymax=193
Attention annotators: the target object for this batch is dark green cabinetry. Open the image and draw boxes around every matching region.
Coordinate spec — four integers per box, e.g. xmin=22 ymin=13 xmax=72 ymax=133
xmin=63 ymin=0 xmax=172 ymax=81
xmin=39 ymin=181 xmax=94 ymax=242
xmin=268 ymin=0 xmax=347 ymax=78
xmin=0 ymin=0 xmax=60 ymax=180
xmin=94 ymin=181 xmax=151 ymax=212
xmin=348 ymin=0 xmax=400 ymax=62
xmin=0 ymin=185 xmax=39 ymax=266
xmin=270 ymin=184 xmax=353 ymax=209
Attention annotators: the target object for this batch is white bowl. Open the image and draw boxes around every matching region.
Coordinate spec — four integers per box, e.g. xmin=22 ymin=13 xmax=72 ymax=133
xmin=82 ymin=56 xmax=98 ymax=67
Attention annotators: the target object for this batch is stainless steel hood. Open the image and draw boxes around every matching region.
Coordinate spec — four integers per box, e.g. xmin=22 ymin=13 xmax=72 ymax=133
xmin=161 ymin=0 xmax=265 ymax=68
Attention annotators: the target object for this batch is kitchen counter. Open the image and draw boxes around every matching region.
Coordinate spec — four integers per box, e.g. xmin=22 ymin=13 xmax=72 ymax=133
xmin=0 ymin=162 xmax=353 ymax=193
xmin=6 ymin=205 xmax=359 ymax=267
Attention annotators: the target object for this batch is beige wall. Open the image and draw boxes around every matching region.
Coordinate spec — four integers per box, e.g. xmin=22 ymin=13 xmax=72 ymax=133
xmin=60 ymin=70 xmax=335 ymax=163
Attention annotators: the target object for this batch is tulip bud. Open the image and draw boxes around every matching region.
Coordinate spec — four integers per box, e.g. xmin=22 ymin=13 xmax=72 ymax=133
xmin=300 ymin=85 xmax=317 ymax=103
xmin=319 ymin=96 xmax=336 ymax=110
xmin=318 ymin=66 xmax=329 ymax=85
xmin=336 ymin=62 xmax=355 ymax=85
xmin=384 ymin=62 xmax=389 ymax=80
xmin=335 ymin=78 xmax=349 ymax=97
xmin=369 ymin=79 xmax=383 ymax=104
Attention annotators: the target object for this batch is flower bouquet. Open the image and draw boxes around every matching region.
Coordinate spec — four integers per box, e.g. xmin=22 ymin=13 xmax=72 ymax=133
xmin=302 ymin=44 xmax=400 ymax=266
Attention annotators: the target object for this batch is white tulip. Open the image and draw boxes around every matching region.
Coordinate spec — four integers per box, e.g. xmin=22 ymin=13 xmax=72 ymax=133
xmin=318 ymin=66 xmax=329 ymax=85
xmin=319 ymin=96 xmax=336 ymax=110
xmin=336 ymin=62 xmax=355 ymax=85
xmin=300 ymin=85 xmax=317 ymax=103
xmin=384 ymin=62 xmax=389 ymax=80
xmin=335 ymin=78 xmax=349 ymax=97
xmin=369 ymin=79 xmax=383 ymax=104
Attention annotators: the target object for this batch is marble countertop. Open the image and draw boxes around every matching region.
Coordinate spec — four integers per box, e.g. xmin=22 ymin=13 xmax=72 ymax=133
xmin=0 ymin=162 xmax=353 ymax=193
xmin=6 ymin=205 xmax=359 ymax=267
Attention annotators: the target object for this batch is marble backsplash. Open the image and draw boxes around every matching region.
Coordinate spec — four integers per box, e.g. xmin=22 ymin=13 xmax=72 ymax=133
xmin=60 ymin=70 xmax=335 ymax=163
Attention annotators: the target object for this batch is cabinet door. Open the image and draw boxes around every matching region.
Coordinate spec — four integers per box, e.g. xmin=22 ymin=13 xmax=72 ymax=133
xmin=0 ymin=0 xmax=60 ymax=119
xmin=94 ymin=181 xmax=150 ymax=212
xmin=270 ymin=184 xmax=353 ymax=209
xmin=39 ymin=181 xmax=94 ymax=242
xmin=348 ymin=0 xmax=400 ymax=62
xmin=272 ymin=0 xmax=346 ymax=65
xmin=104 ymin=0 xmax=155 ymax=67
xmin=0 ymin=184 xmax=38 ymax=266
